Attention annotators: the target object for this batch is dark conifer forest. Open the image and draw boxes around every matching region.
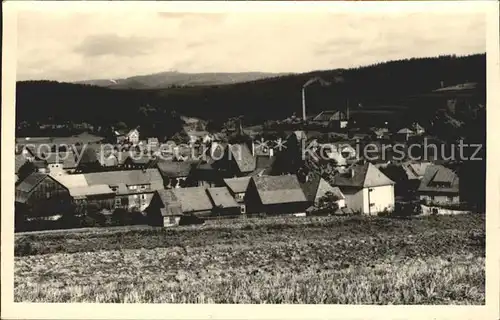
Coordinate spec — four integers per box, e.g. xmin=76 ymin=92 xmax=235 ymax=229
xmin=16 ymin=53 xmax=485 ymax=132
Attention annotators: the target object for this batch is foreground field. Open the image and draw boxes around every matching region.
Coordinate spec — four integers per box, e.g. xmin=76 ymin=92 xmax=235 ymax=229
xmin=15 ymin=214 xmax=485 ymax=304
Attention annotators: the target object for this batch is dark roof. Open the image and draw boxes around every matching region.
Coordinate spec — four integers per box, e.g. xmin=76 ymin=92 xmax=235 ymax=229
xmin=313 ymin=110 xmax=345 ymax=122
xmin=418 ymin=165 xmax=459 ymax=194
xmin=43 ymin=152 xmax=77 ymax=168
xmin=16 ymin=173 xmax=48 ymax=193
xmin=228 ymin=143 xmax=256 ymax=173
xmin=299 ymin=172 xmax=322 ymax=203
xmin=207 ymin=187 xmax=239 ymax=208
xmin=224 ymin=177 xmax=251 ymax=194
xmin=330 ymin=163 xmax=395 ymax=188
xmin=251 ymin=175 xmax=307 ymax=205
xmin=173 ymin=187 xmax=213 ymax=213
xmin=15 ymin=153 xmax=28 ymax=173
xmin=155 ymin=189 xmax=183 ymax=216
xmin=157 ymin=160 xmax=194 ymax=178
xmin=83 ymin=169 xmax=163 ymax=190
xmin=397 ymin=128 xmax=414 ymax=134
xmin=125 ymin=153 xmax=156 ymax=165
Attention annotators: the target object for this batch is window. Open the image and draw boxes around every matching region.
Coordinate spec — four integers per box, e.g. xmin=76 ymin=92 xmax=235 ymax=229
xmin=447 ymin=196 xmax=455 ymax=202
xmin=129 ymin=185 xmax=138 ymax=190
xmin=46 ymin=192 xmax=51 ymax=199
xmin=240 ymin=205 xmax=246 ymax=214
xmin=369 ymin=203 xmax=375 ymax=207
xmin=115 ymin=198 xmax=122 ymax=206
xmin=140 ymin=194 xmax=147 ymax=200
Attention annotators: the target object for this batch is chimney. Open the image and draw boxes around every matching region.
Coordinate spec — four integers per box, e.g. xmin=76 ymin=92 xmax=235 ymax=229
xmin=350 ymin=168 xmax=355 ymax=178
xmin=236 ymin=118 xmax=243 ymax=136
xmin=440 ymin=81 xmax=444 ymax=88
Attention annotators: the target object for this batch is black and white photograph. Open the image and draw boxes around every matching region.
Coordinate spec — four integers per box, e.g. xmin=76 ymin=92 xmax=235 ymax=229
xmin=2 ymin=1 xmax=499 ymax=317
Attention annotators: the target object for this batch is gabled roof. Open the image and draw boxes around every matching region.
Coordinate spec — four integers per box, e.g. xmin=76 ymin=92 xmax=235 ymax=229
xmin=15 ymin=153 xmax=28 ymax=173
xmin=154 ymin=189 xmax=183 ymax=216
xmin=227 ymin=143 xmax=256 ymax=173
xmin=401 ymin=163 xmax=420 ymax=180
xmin=433 ymin=82 xmax=477 ymax=92
xmin=173 ymin=187 xmax=213 ymax=213
xmin=313 ymin=110 xmax=345 ymax=122
xmin=224 ymin=176 xmax=251 ymax=194
xmin=251 ymin=175 xmax=307 ymax=205
xmin=207 ymin=187 xmax=239 ymax=208
xmin=50 ymin=173 xmax=88 ymax=189
xmin=98 ymin=154 xmax=120 ymax=167
xmin=402 ymin=162 xmax=432 ymax=179
xmin=157 ymin=160 xmax=194 ymax=178
xmin=331 ymin=163 xmax=395 ymax=188
xmin=397 ymin=128 xmax=414 ymax=134
xmin=16 ymin=173 xmax=49 ymax=193
xmin=299 ymin=172 xmax=322 ymax=203
xmin=292 ymin=130 xmax=307 ymax=141
xmin=44 ymin=152 xmax=77 ymax=168
xmin=69 ymin=184 xmax=115 ymax=198
xmin=125 ymin=154 xmax=156 ymax=165
xmin=83 ymin=169 xmax=163 ymax=189
xmin=418 ymin=164 xmax=459 ymax=194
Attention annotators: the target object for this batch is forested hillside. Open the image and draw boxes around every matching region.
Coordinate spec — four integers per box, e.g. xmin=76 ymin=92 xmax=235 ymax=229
xmin=16 ymin=53 xmax=485 ymax=129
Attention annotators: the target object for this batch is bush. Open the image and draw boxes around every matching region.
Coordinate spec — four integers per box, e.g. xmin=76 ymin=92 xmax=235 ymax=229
xmin=111 ymin=208 xmax=130 ymax=226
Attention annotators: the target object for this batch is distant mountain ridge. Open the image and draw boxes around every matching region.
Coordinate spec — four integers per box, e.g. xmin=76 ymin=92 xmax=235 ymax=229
xmin=75 ymin=71 xmax=289 ymax=89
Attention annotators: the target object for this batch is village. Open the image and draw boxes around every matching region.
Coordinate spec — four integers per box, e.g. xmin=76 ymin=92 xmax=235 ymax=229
xmin=13 ymin=80 xmax=484 ymax=232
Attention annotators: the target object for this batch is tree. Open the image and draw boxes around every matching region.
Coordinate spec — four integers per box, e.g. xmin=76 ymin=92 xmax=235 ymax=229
xmin=316 ymin=191 xmax=340 ymax=214
xmin=206 ymin=119 xmax=224 ymax=133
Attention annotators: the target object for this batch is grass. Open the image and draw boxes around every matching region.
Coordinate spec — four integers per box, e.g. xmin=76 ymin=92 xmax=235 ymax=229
xmin=14 ymin=214 xmax=485 ymax=304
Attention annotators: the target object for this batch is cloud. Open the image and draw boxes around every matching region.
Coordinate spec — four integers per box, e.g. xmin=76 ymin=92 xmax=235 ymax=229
xmin=16 ymin=10 xmax=486 ymax=82
xmin=74 ymin=34 xmax=161 ymax=58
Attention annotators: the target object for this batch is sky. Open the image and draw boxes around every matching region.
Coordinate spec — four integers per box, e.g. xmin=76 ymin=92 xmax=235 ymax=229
xmin=16 ymin=10 xmax=486 ymax=82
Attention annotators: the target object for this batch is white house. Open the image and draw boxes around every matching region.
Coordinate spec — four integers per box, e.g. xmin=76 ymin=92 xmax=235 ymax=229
xmin=127 ymin=129 xmax=140 ymax=145
xmin=331 ymin=162 xmax=395 ymax=215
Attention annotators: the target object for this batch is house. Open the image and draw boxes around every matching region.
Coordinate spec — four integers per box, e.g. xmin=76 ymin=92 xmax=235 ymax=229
xmin=244 ymin=175 xmax=309 ymax=216
xmin=127 ymin=128 xmax=140 ymax=145
xmin=371 ymin=128 xmax=391 ymax=140
xmin=191 ymin=160 xmax=222 ymax=188
xmin=300 ymin=172 xmax=346 ymax=212
xmin=157 ymin=160 xmax=196 ymax=188
xmin=116 ymin=128 xmax=140 ymax=145
xmin=15 ymin=173 xmax=72 ymax=219
xmin=313 ymin=110 xmax=348 ymax=129
xmin=172 ymin=187 xmax=213 ymax=217
xmin=412 ymin=123 xmax=425 ymax=135
xmin=53 ymin=169 xmax=164 ymax=212
xmin=330 ymin=162 xmax=395 ymax=215
xmin=396 ymin=128 xmax=415 ymax=141
xmin=98 ymin=153 xmax=121 ymax=168
xmin=223 ymin=176 xmax=251 ymax=213
xmin=15 ymin=153 xmax=30 ymax=183
xmin=123 ymin=153 xmax=157 ymax=169
xmin=214 ymin=143 xmax=256 ymax=178
xmin=207 ymin=187 xmax=241 ymax=216
xmin=401 ymin=161 xmax=432 ymax=183
xmin=417 ymin=164 xmax=460 ymax=205
xmin=251 ymin=155 xmax=276 ymax=176
xmin=145 ymin=189 xmax=184 ymax=227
